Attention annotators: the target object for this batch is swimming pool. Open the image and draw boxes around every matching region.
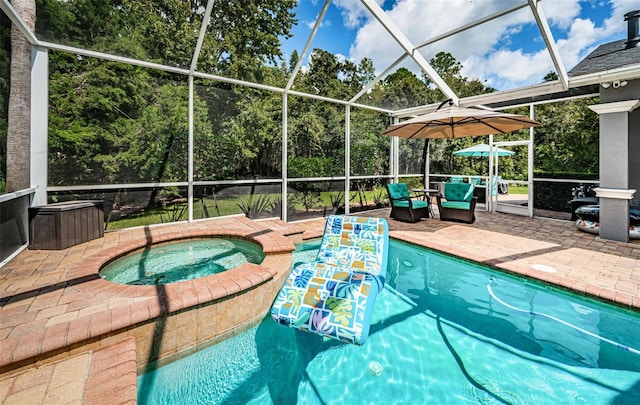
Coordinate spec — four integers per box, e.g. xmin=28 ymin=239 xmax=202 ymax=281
xmin=137 ymin=239 xmax=640 ymax=404
xmin=100 ymin=238 xmax=265 ymax=285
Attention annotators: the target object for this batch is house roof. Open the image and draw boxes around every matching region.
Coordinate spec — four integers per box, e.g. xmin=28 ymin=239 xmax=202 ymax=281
xmin=569 ymin=40 xmax=640 ymax=77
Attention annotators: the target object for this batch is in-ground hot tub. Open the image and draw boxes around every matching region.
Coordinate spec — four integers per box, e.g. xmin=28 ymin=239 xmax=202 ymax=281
xmin=99 ymin=237 xmax=266 ymax=285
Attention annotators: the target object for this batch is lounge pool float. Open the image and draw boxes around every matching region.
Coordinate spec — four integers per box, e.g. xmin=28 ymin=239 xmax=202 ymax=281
xmin=575 ymin=205 xmax=640 ymax=239
xmin=271 ymin=215 xmax=389 ymax=345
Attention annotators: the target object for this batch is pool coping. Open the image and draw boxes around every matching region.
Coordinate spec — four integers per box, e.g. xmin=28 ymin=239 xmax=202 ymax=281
xmin=0 ymin=219 xmax=296 ymax=374
xmin=389 ymin=229 xmax=640 ymax=310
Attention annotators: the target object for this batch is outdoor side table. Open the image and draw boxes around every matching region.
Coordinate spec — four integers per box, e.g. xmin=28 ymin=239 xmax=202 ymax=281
xmin=29 ymin=200 xmax=104 ymax=250
xmin=412 ymin=188 xmax=440 ymax=218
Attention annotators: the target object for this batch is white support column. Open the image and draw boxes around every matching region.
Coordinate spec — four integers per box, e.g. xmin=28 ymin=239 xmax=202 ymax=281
xmin=391 ymin=116 xmax=399 ymax=183
xmin=528 ymin=104 xmax=535 ymax=218
xmin=589 ymin=99 xmax=640 ymax=242
xmin=282 ymin=94 xmax=288 ymax=222
xmin=345 ymin=105 xmax=350 ymax=215
xmin=187 ymin=76 xmax=194 ymax=222
xmin=30 ymin=47 xmax=48 ymax=206
xmin=488 ymin=134 xmax=494 ymax=212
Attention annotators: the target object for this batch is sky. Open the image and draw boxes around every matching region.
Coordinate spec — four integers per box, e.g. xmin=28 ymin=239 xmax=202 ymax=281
xmin=281 ymin=0 xmax=637 ymax=92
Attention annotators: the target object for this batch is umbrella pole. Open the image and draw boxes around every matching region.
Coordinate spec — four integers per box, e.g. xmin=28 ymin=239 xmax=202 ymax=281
xmin=488 ymin=135 xmax=494 ymax=212
xmin=423 ymin=139 xmax=430 ymax=189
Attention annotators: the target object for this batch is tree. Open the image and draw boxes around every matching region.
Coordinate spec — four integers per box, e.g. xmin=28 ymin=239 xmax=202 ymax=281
xmin=6 ymin=0 xmax=35 ymax=192
xmin=42 ymin=0 xmax=297 ymax=192
xmin=375 ymin=68 xmax=431 ymax=110
xmin=350 ymin=108 xmax=389 ymax=177
xmin=534 ymin=98 xmax=599 ymax=174
xmin=423 ymin=52 xmax=497 ymax=177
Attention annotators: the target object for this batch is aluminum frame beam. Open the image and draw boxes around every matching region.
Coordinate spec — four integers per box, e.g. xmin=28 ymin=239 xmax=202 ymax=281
xmin=359 ymin=0 xmax=459 ymax=105
xmin=528 ymin=0 xmax=569 ymax=89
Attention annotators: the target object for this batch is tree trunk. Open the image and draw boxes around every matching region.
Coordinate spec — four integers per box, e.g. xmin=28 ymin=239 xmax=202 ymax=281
xmin=6 ymin=0 xmax=36 ymax=192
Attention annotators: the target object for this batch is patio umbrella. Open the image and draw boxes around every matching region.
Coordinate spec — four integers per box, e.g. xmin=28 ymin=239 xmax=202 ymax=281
xmin=384 ymin=99 xmax=540 ymax=188
xmin=453 ymin=142 xmax=514 ymax=181
xmin=383 ymin=101 xmax=541 ymax=139
xmin=453 ymin=143 xmax=514 ymax=157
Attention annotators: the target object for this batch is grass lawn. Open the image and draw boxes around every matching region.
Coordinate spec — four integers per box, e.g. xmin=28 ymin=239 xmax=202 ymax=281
xmin=509 ymin=184 xmax=528 ymax=194
xmin=106 ymin=188 xmax=389 ymax=230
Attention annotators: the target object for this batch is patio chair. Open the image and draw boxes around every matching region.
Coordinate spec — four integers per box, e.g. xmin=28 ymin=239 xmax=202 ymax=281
xmin=270 ymin=215 xmax=389 ymax=345
xmin=385 ymin=183 xmax=429 ymax=223
xmin=436 ymin=182 xmax=478 ymax=224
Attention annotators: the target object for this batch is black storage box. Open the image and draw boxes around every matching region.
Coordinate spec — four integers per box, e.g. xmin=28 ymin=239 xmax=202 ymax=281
xmin=29 ymin=200 xmax=104 ymax=250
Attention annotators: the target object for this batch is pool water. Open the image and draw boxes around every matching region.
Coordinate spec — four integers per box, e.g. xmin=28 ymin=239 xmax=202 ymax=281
xmin=100 ymin=238 xmax=265 ymax=285
xmin=137 ymin=239 xmax=640 ymax=404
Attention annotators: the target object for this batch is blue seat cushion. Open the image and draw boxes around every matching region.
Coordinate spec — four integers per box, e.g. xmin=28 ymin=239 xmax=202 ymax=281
xmin=441 ymin=201 xmax=472 ymax=210
xmin=387 ymin=183 xmax=410 ymax=201
xmin=271 ymin=261 xmax=382 ymax=345
xmin=444 ymin=183 xmax=474 ymax=202
xmin=393 ymin=200 xmax=428 ymax=209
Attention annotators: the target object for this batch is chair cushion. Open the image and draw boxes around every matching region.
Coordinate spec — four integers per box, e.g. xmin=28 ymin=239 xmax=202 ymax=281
xmin=387 ymin=183 xmax=409 ymax=200
xmin=444 ymin=183 xmax=474 ymax=202
xmin=441 ymin=201 xmax=471 ymax=210
xmin=393 ymin=200 xmax=428 ymax=209
xmin=450 ymin=176 xmax=464 ymax=183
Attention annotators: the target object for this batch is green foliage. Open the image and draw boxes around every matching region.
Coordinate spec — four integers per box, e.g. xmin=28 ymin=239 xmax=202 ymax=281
xmin=160 ymin=203 xmax=187 ymax=223
xmin=350 ymin=108 xmax=389 ymax=176
xmin=270 ymin=196 xmax=283 ymax=217
xmin=374 ymin=68 xmax=431 ymax=110
xmin=533 ymin=98 xmax=599 ymax=174
xmin=328 ymin=191 xmax=344 ymax=212
xmin=291 ymin=190 xmax=322 ymax=213
xmin=372 ymin=187 xmax=388 ymax=208
xmin=0 ymin=2 xmax=601 ymax=214
xmin=288 ymin=156 xmax=334 ymax=178
xmin=236 ymin=194 xmax=275 ymax=219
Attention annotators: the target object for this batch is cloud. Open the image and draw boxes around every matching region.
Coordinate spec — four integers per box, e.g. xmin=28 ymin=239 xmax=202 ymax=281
xmin=305 ymin=14 xmax=332 ymax=30
xmin=535 ymin=0 xmax=582 ymax=29
xmin=604 ymin=0 xmax=638 ymax=37
xmin=346 ymin=0 xmax=540 ymax=87
xmin=340 ymin=0 xmax=629 ymax=91
xmin=333 ymin=0 xmax=384 ymax=29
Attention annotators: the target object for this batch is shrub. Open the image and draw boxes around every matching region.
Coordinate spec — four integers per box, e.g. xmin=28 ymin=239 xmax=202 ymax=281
xmin=237 ymin=194 xmax=274 ymax=219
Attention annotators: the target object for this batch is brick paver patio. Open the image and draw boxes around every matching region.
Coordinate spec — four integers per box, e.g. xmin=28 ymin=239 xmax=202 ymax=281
xmin=1 ymin=209 xmax=639 ymax=404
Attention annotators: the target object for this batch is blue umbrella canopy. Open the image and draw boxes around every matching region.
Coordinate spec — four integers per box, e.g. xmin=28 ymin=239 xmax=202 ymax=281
xmin=453 ymin=143 xmax=515 ymax=157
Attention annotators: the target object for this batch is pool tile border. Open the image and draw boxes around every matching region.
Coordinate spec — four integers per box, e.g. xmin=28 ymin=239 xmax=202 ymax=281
xmin=0 ymin=218 xmax=295 ymax=374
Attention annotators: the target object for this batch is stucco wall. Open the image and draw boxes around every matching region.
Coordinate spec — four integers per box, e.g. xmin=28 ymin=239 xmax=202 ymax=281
xmin=630 ymin=107 xmax=640 ymax=207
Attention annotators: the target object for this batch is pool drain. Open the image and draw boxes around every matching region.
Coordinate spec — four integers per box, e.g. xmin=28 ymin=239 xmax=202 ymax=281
xmin=368 ymin=361 xmax=383 ymax=376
